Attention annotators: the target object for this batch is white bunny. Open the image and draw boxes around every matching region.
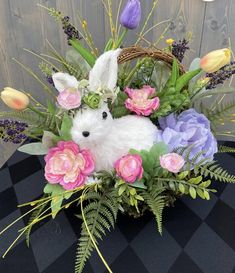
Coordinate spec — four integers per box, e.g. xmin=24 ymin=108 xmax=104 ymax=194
xmin=70 ymin=49 xmax=159 ymax=172
xmin=71 ymin=103 xmax=158 ymax=171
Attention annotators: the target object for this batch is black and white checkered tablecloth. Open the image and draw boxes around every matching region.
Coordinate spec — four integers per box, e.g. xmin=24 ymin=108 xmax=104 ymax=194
xmin=0 ymin=142 xmax=235 ymax=273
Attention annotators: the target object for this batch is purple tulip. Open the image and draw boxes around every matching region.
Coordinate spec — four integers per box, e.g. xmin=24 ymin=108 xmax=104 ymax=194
xmin=120 ymin=0 xmax=141 ymax=30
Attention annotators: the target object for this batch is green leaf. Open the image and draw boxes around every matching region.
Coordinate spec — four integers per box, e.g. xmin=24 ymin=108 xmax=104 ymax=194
xmin=69 ymin=39 xmax=96 ymax=67
xmin=178 ymin=171 xmax=189 ymax=180
xmin=131 ymin=180 xmax=147 ymax=189
xmin=44 ymin=184 xmax=64 ymax=195
xmin=189 ymin=176 xmax=203 ymax=185
xmin=47 ymin=100 xmax=56 ymax=114
xmin=118 ymin=185 xmax=126 ymax=196
xmin=189 ymin=186 xmax=197 ymax=199
xmin=18 ymin=143 xmax=48 ymax=155
xmin=51 ymin=196 xmax=63 ymax=218
xmin=175 ymin=68 xmax=201 ymax=92
xmin=169 ymin=181 xmax=176 ymax=191
xmin=204 ymin=190 xmax=210 ymax=200
xmin=166 ymin=58 xmax=179 ymax=88
xmin=196 ymin=188 xmax=205 ymax=199
xmin=200 ymin=180 xmax=211 ymax=188
xmin=135 ymin=195 xmax=144 ymax=201
xmin=178 ymin=183 xmax=185 ymax=194
xmin=149 ymin=142 xmax=168 ymax=161
xmin=60 ymin=113 xmax=73 ymax=140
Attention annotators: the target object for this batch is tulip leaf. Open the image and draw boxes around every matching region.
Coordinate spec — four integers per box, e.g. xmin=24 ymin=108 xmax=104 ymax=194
xmin=18 ymin=143 xmax=48 ymax=155
xmin=175 ymin=68 xmax=202 ymax=93
xmin=69 ymin=39 xmax=96 ymax=67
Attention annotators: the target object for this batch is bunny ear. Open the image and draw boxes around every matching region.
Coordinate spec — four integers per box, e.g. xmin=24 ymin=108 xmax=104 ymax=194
xmin=52 ymin=72 xmax=78 ymax=92
xmin=89 ymin=49 xmax=122 ymax=91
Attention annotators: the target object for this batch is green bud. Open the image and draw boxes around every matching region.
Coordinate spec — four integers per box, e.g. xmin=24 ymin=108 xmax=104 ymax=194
xmin=83 ymin=93 xmax=101 ymax=109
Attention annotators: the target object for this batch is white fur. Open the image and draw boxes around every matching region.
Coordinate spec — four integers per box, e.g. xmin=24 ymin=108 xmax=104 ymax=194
xmin=71 ymin=104 xmax=159 ymax=172
xmin=52 ymin=72 xmax=78 ymax=92
xmin=89 ymin=49 xmax=122 ymax=91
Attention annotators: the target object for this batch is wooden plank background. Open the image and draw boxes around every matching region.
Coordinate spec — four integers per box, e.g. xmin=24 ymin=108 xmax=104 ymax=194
xmin=0 ymin=0 xmax=234 ymax=166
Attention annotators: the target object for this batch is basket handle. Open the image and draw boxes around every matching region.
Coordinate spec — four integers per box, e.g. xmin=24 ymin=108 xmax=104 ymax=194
xmin=117 ymin=46 xmax=185 ymax=74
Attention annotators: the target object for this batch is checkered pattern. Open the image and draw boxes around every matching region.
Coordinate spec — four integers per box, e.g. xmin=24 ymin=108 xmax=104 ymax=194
xmin=0 ymin=142 xmax=235 ymax=273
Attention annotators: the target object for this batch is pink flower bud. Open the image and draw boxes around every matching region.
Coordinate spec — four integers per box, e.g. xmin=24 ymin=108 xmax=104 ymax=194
xmin=160 ymin=153 xmax=185 ymax=173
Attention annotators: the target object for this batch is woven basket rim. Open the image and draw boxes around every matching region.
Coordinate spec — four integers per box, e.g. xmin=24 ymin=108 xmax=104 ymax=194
xmin=118 ymin=46 xmax=185 ymax=74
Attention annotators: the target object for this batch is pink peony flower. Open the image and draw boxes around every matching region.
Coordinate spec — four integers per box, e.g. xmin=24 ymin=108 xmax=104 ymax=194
xmin=125 ymin=85 xmax=160 ymax=116
xmin=114 ymin=154 xmax=143 ymax=183
xmin=160 ymin=153 xmax=185 ymax=173
xmin=57 ymin=88 xmax=81 ymax=110
xmin=44 ymin=141 xmax=95 ymax=190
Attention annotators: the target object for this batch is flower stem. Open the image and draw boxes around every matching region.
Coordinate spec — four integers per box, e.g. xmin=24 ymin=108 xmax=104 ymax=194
xmin=27 ymin=105 xmax=47 ymax=118
xmin=114 ymin=28 xmax=128 ymax=49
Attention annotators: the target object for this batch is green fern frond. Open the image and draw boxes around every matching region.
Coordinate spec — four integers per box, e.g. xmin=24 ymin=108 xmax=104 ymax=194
xmin=75 ymin=190 xmax=118 ymax=273
xmin=202 ymin=100 xmax=235 ymax=130
xmin=218 ymin=145 xmax=235 ymax=153
xmin=25 ymin=200 xmax=48 ymax=247
xmin=140 ymin=186 xmax=165 ymax=234
xmin=195 ymin=161 xmax=235 ymax=183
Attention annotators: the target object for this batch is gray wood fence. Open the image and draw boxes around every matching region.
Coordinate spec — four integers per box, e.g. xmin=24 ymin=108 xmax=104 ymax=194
xmin=0 ymin=0 xmax=234 ymax=165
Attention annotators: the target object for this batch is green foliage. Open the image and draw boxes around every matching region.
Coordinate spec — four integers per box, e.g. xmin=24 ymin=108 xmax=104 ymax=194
xmin=150 ymin=59 xmax=199 ymax=119
xmin=111 ymin=91 xmax=130 ymax=118
xmin=129 ymin=142 xmax=168 ymax=179
xmin=18 ymin=143 xmax=48 ymax=155
xmin=59 ymin=113 xmax=73 ymax=141
xmin=70 ymin=39 xmax=96 ymax=67
xmin=115 ymin=180 xmax=144 ymax=212
xmin=218 ymin=145 xmax=235 ymax=153
xmin=75 ymin=190 xmax=119 ymax=273
xmin=44 ymin=184 xmax=73 ymax=218
xmin=140 ymin=185 xmax=166 ymax=234
xmin=202 ymin=100 xmax=235 ymax=131
xmin=159 ymin=174 xmax=214 ymax=200
xmin=194 ymin=161 xmax=235 ymax=183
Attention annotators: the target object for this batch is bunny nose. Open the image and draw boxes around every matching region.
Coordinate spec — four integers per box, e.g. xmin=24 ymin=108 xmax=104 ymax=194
xmin=82 ymin=131 xmax=90 ymax=137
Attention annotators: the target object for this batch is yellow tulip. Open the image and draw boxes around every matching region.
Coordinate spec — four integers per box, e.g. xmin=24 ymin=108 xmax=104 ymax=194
xmin=200 ymin=48 xmax=231 ymax=73
xmin=0 ymin=87 xmax=29 ymax=110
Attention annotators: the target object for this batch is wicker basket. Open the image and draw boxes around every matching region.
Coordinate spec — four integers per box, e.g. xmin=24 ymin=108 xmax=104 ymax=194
xmin=118 ymin=46 xmax=186 ymax=74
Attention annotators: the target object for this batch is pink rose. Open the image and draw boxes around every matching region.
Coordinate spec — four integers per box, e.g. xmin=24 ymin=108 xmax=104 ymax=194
xmin=114 ymin=154 xmax=143 ymax=183
xmin=160 ymin=153 xmax=185 ymax=173
xmin=125 ymin=85 xmax=160 ymax=116
xmin=44 ymin=141 xmax=95 ymax=190
xmin=57 ymin=88 xmax=81 ymax=110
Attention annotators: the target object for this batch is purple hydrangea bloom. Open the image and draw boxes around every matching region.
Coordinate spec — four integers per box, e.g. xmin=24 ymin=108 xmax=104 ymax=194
xmin=120 ymin=0 xmax=141 ymax=30
xmin=157 ymin=109 xmax=218 ymax=162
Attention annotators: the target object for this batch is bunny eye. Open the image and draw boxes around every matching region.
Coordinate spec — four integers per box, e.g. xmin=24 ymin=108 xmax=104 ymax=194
xmin=102 ymin=111 xmax=108 ymax=120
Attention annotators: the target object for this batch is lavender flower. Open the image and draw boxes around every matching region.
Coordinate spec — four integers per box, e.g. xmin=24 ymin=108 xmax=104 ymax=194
xmin=172 ymin=39 xmax=190 ymax=63
xmin=62 ymin=16 xmax=82 ymax=45
xmin=156 ymin=109 xmax=218 ymax=163
xmin=0 ymin=120 xmax=28 ymax=144
xmin=206 ymin=61 xmax=235 ymax=90
xmin=120 ymin=0 xmax=141 ymax=30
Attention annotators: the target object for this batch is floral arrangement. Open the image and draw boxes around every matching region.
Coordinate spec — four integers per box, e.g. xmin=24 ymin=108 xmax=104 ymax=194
xmin=1 ymin=1 xmax=235 ymax=272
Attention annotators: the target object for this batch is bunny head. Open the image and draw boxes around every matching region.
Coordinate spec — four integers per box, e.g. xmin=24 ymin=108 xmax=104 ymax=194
xmin=71 ymin=103 xmax=113 ymax=148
